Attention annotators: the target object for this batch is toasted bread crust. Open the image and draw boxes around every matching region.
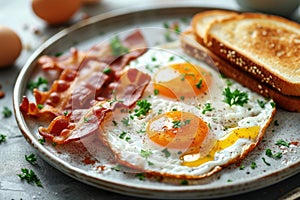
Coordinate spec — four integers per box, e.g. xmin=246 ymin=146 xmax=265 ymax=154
xmin=191 ymin=9 xmax=238 ymax=45
xmin=181 ymin=30 xmax=300 ymax=112
xmin=205 ymin=13 xmax=300 ymax=96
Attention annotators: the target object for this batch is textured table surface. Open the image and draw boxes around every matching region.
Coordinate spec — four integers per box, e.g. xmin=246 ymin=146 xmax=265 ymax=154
xmin=0 ymin=0 xmax=300 ymax=199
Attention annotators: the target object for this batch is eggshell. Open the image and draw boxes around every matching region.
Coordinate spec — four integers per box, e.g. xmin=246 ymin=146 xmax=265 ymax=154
xmin=31 ymin=0 xmax=81 ymax=25
xmin=0 ymin=26 xmax=22 ymax=68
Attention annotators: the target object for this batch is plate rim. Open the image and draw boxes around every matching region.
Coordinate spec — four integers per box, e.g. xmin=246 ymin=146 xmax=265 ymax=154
xmin=13 ymin=3 xmax=300 ymax=199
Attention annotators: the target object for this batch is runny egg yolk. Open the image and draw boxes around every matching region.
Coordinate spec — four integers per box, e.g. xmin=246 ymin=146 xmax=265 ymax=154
xmin=181 ymin=126 xmax=260 ymax=167
xmin=153 ymin=63 xmax=210 ymax=100
xmin=146 ymin=111 xmax=209 ymax=154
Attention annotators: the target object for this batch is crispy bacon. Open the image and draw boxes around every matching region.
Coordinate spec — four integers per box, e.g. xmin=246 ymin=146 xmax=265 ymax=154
xmin=21 ymin=30 xmax=150 ymax=145
xmin=37 ymin=68 xmax=151 ymax=144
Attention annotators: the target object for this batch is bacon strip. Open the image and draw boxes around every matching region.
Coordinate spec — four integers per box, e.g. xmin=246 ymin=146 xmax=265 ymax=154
xmin=37 ymin=69 xmax=151 ymax=144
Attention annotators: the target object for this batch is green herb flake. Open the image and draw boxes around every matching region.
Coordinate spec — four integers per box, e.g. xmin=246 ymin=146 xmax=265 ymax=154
xmin=112 ymin=165 xmax=121 ymax=171
xmin=136 ymin=173 xmax=145 ymax=180
xmin=121 ymin=117 xmax=130 ymax=126
xmin=225 ymin=79 xmax=233 ymax=86
xmin=266 ymin=149 xmax=283 ymax=160
xmin=112 ymin=120 xmax=118 ymax=126
xmin=148 ymin=161 xmax=154 ymax=166
xmin=52 ymin=142 xmax=57 ymax=147
xmin=161 ymin=148 xmax=171 ymax=158
xmin=250 ymin=161 xmax=257 ymax=169
xmin=257 ymin=100 xmax=267 ymax=109
xmin=180 ymin=96 xmax=185 ymax=101
xmin=163 ymin=22 xmax=169 ymax=29
xmin=119 ymin=131 xmax=127 ymax=140
xmin=54 ymin=52 xmax=63 ymax=57
xmin=0 ymin=134 xmax=7 ymax=144
xmin=223 ymin=87 xmax=249 ymax=107
xmin=134 ymin=99 xmax=151 ymax=117
xmin=239 ymin=165 xmax=245 ymax=170
xmin=25 ymin=153 xmax=37 ymax=165
xmin=17 ymin=168 xmax=42 ymax=187
xmin=84 ymin=117 xmax=89 ymax=123
xmin=2 ymin=107 xmax=12 ymax=118
xmin=37 ymin=104 xmax=44 ymax=109
xmin=202 ymin=103 xmax=214 ymax=114
xmin=196 ymin=79 xmax=203 ymax=89
xmin=27 ymin=77 xmax=48 ymax=92
xmin=154 ymin=89 xmax=159 ymax=96
xmin=103 ymin=67 xmax=112 ymax=74
xmin=270 ymin=102 xmax=276 ymax=108
xmin=227 ymin=179 xmax=233 ymax=182
xmin=164 ymin=31 xmax=173 ymax=42
xmin=140 ymin=149 xmax=153 ymax=159
xmin=180 ymin=180 xmax=189 ymax=185
xmin=63 ymin=111 xmax=69 ymax=116
xmin=151 ymin=56 xmax=157 ymax=62
xmin=169 ymin=56 xmax=175 ymax=61
xmin=275 ymin=139 xmax=290 ymax=147
xmin=125 ymin=137 xmax=131 ymax=142
xmin=38 ymin=138 xmax=45 ymax=145
xmin=110 ymin=36 xmax=129 ymax=57
xmin=262 ymin=157 xmax=271 ymax=166
xmin=172 ymin=119 xmax=190 ymax=128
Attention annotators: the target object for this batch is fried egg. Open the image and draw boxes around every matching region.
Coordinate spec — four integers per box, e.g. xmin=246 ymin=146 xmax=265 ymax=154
xmin=100 ymin=42 xmax=276 ymax=179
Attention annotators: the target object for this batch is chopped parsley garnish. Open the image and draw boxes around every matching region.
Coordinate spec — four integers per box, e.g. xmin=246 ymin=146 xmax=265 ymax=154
xmin=37 ymin=104 xmax=44 ymax=109
xmin=164 ymin=31 xmax=173 ymax=42
xmin=257 ymin=100 xmax=267 ymax=108
xmin=27 ymin=77 xmax=48 ymax=91
xmin=140 ymin=149 xmax=152 ymax=159
xmin=151 ymin=56 xmax=157 ymax=61
xmin=266 ymin=148 xmax=282 ymax=160
xmin=196 ymin=78 xmax=203 ymax=89
xmin=180 ymin=180 xmax=189 ymax=185
xmin=0 ymin=134 xmax=7 ymax=144
xmin=169 ymin=56 xmax=175 ymax=61
xmin=180 ymin=96 xmax=185 ymax=101
xmin=25 ymin=153 xmax=37 ymax=165
xmin=2 ymin=106 xmax=12 ymax=118
xmin=250 ymin=161 xmax=257 ymax=169
xmin=202 ymin=103 xmax=214 ymax=114
xmin=119 ymin=131 xmax=127 ymax=139
xmin=161 ymin=148 xmax=171 ymax=158
xmin=154 ymin=89 xmax=159 ymax=96
xmin=227 ymin=179 xmax=233 ymax=182
xmin=112 ymin=165 xmax=121 ymax=171
xmin=223 ymin=87 xmax=249 ymax=107
xmin=38 ymin=138 xmax=45 ymax=145
xmin=112 ymin=120 xmax=118 ymax=126
xmin=225 ymin=79 xmax=233 ymax=86
xmin=163 ymin=22 xmax=169 ymax=29
xmin=239 ymin=165 xmax=245 ymax=170
xmin=17 ymin=168 xmax=42 ymax=187
xmin=103 ymin=67 xmax=112 ymax=74
xmin=54 ymin=52 xmax=63 ymax=57
xmin=63 ymin=111 xmax=69 ymax=116
xmin=172 ymin=119 xmax=190 ymax=128
xmin=109 ymin=36 xmax=129 ymax=57
xmin=262 ymin=157 xmax=271 ymax=166
xmin=136 ymin=173 xmax=145 ymax=180
xmin=84 ymin=117 xmax=89 ymax=123
xmin=270 ymin=102 xmax=276 ymax=108
xmin=52 ymin=142 xmax=57 ymax=147
xmin=275 ymin=139 xmax=290 ymax=147
xmin=121 ymin=117 xmax=130 ymax=126
xmin=137 ymin=129 xmax=146 ymax=134
xmin=134 ymin=99 xmax=151 ymax=117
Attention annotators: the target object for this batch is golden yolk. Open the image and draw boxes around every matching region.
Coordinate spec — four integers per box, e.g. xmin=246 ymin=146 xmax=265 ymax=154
xmin=153 ymin=63 xmax=210 ymax=100
xmin=181 ymin=126 xmax=260 ymax=167
xmin=146 ymin=111 xmax=208 ymax=154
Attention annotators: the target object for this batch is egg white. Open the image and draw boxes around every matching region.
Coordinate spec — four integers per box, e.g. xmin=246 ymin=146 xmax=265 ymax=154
xmin=100 ymin=42 xmax=276 ymax=179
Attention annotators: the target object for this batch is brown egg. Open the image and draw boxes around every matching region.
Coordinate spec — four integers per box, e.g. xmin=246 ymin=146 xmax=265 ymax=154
xmin=31 ymin=0 xmax=81 ymax=25
xmin=0 ymin=26 xmax=22 ymax=68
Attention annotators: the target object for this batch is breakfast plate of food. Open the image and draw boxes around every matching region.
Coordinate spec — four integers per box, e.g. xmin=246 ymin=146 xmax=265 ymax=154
xmin=13 ymin=4 xmax=300 ymax=199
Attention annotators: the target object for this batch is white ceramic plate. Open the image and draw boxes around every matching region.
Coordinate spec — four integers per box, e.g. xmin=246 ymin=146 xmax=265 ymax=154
xmin=13 ymin=4 xmax=300 ymax=199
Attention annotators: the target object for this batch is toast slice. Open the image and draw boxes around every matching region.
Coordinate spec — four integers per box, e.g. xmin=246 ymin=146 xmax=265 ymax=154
xmin=205 ymin=13 xmax=300 ymax=96
xmin=180 ymin=30 xmax=300 ymax=112
xmin=191 ymin=9 xmax=238 ymax=45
